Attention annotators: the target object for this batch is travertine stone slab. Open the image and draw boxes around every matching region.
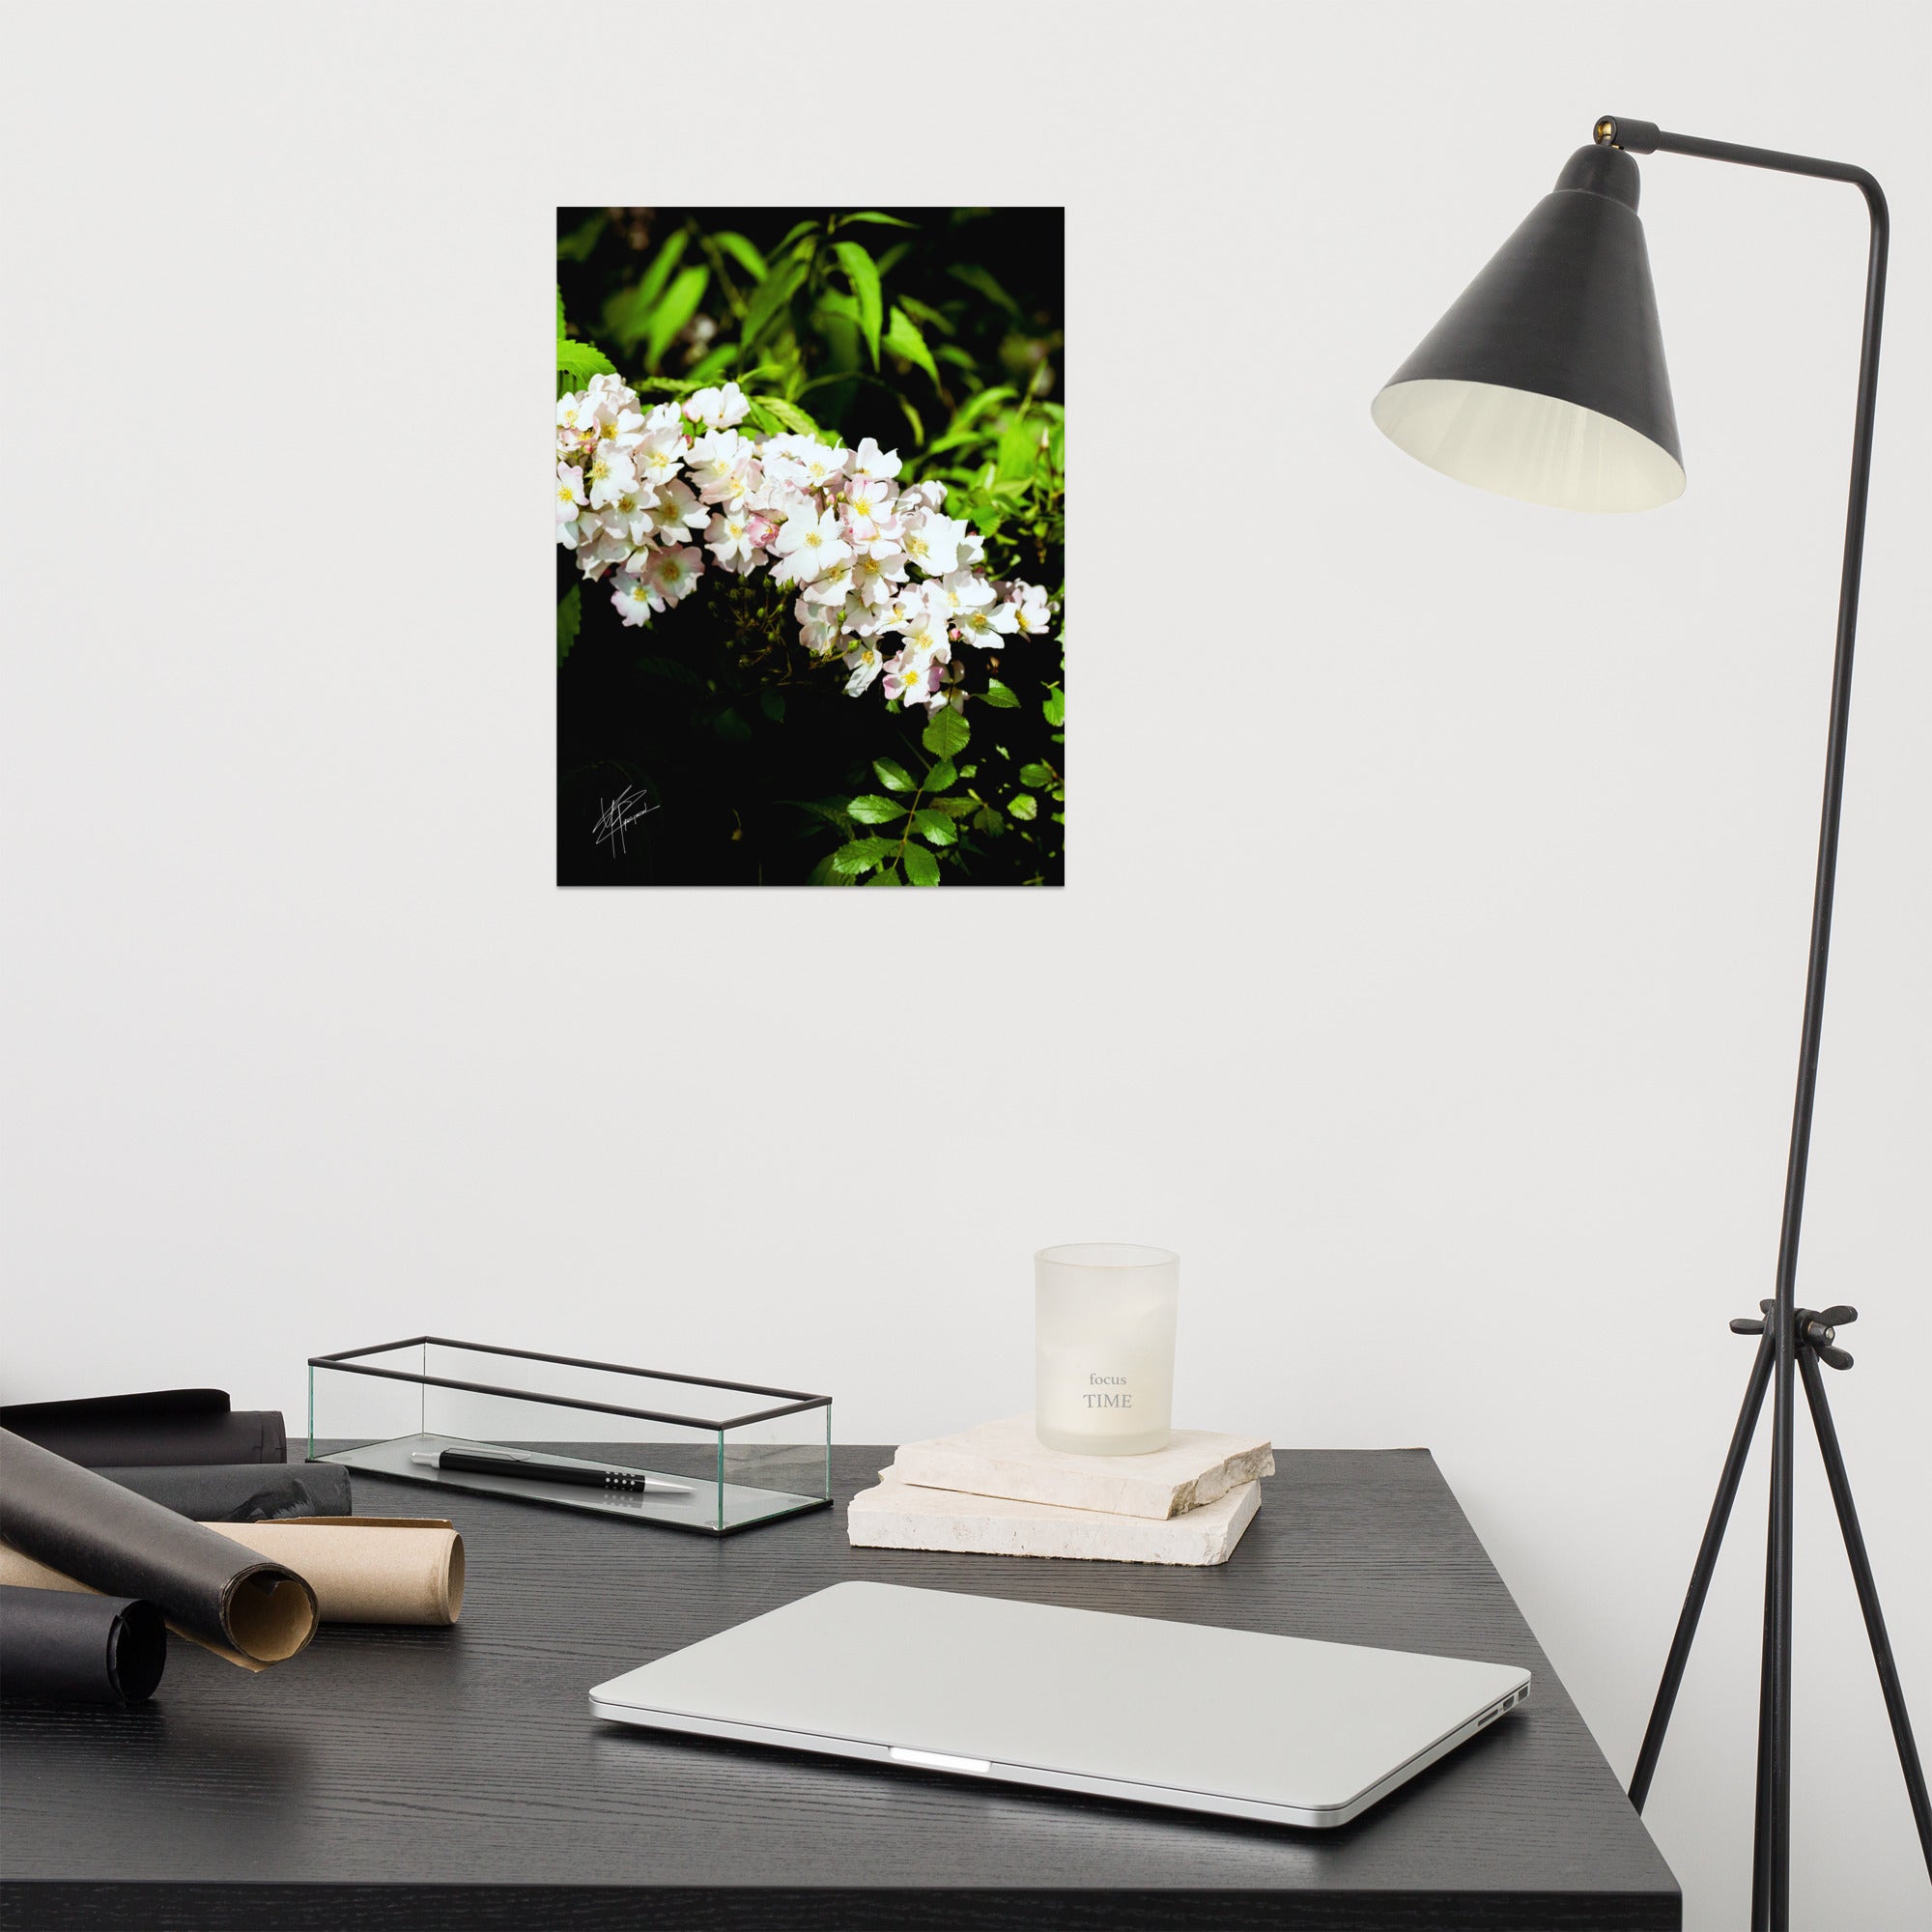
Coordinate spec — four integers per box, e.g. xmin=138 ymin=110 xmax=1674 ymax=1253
xmin=847 ymin=1467 xmax=1262 ymax=1566
xmin=890 ymin=1414 xmax=1274 ymax=1520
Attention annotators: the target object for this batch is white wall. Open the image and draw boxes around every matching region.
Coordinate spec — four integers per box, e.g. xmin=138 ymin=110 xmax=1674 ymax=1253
xmin=3 ymin=3 xmax=1927 ymax=1924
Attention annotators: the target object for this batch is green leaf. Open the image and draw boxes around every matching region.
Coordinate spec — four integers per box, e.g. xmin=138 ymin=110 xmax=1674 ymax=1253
xmin=896 ymin=294 xmax=955 ymax=336
xmin=980 ymin=679 xmax=1020 ymax=709
xmin=930 ymin=795 xmax=978 ymax=818
xmin=831 ymin=838 xmax=894 ymax=876
xmin=683 ymin=341 xmax=737 ymax=386
xmin=885 ymin=304 xmax=938 ymax=386
xmin=789 ymin=798 xmax=853 ymax=831
xmin=840 ymin=211 xmax=918 ymax=230
xmin=923 ymin=428 xmax=990 ymax=461
xmin=606 ymin=231 xmax=689 ymax=348
xmin=866 ymin=867 xmax=903 ymax=886
xmin=713 ymin=705 xmax=752 ymax=743
xmin=946 ymin=385 xmax=1017 ymax=435
xmin=997 ymin=416 xmax=1039 ymax=482
xmin=713 ymin=230 xmax=767 ymax=281
xmin=637 ymin=654 xmax=703 ymax=690
xmin=1009 ymin=794 xmax=1039 ymax=821
xmin=912 ymin=809 xmax=957 ymax=847
xmin=555 ymin=336 xmax=615 ymax=381
xmin=832 ymin=241 xmax=883 ymax=367
xmin=740 ymin=257 xmax=809 ymax=357
xmin=759 ymin=690 xmax=786 ymax=723
xmin=923 ymin=756 xmax=956 ymax=791
xmin=756 ymin=395 xmax=821 ymax=437
xmin=948 ymin=262 xmax=1020 ymax=316
xmin=1019 ymin=761 xmax=1056 ymax=787
xmin=902 ymin=843 xmax=942 ymax=886
xmin=555 ymin=212 xmax=607 ymax=264
xmin=846 ymin=795 xmax=906 ymax=825
xmin=872 ymin=757 xmax=916 ymax=793
xmin=921 ymin=706 xmax=970 ymax=758
xmin=556 ymin=584 xmax=581 ymax=667
xmin=898 ymin=394 xmax=923 ymax=445
xmin=637 ymin=230 xmax=688 ymax=308
xmin=973 ymin=806 xmax=1004 ymax=836
xmin=645 ymin=265 xmax=710 ymax=372
xmin=773 ymin=218 xmax=819 ymax=256
xmin=1042 ymin=685 xmax=1065 ymax=726
xmin=555 ymin=284 xmax=566 ymax=336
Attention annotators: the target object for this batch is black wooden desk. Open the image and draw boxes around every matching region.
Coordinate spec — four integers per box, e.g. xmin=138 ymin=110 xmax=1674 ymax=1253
xmin=1 ymin=1447 xmax=1678 ymax=1930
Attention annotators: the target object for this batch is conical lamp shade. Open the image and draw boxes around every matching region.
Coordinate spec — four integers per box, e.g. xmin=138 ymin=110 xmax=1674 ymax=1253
xmin=1373 ymin=145 xmax=1684 ymax=512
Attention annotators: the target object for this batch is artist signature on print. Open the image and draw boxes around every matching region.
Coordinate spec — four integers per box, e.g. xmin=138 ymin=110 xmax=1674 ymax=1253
xmin=593 ymin=785 xmax=658 ymax=856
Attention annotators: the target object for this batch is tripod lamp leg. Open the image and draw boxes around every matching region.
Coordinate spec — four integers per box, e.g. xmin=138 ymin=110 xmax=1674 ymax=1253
xmin=1798 ymin=1349 xmax=1932 ymax=1878
xmin=1631 ymin=1327 xmax=1776 ymax=1811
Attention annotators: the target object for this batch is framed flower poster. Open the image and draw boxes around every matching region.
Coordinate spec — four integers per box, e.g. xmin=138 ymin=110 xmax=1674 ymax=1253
xmin=556 ymin=207 xmax=1064 ymax=887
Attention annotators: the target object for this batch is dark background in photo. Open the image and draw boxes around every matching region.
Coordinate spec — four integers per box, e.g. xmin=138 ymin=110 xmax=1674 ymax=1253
xmin=556 ymin=207 xmax=1065 ymax=888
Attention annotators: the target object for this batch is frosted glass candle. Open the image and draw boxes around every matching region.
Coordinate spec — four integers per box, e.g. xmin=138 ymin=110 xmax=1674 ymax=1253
xmin=1034 ymin=1243 xmax=1179 ymax=1456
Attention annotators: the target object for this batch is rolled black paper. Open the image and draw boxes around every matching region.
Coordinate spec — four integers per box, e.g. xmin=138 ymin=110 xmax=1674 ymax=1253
xmin=0 ymin=1585 xmax=166 ymax=1705
xmin=0 ymin=1390 xmax=286 ymax=1467
xmin=0 ymin=1430 xmax=316 ymax=1668
xmin=95 ymin=1462 xmax=353 ymax=1522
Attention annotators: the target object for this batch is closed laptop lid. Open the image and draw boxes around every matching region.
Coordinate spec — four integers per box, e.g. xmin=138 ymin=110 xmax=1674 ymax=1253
xmin=590 ymin=1580 xmax=1529 ymax=1821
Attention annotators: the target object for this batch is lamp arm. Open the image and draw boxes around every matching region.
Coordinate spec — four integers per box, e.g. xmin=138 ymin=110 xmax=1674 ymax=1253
xmin=1594 ymin=115 xmax=1885 ymax=208
xmin=1598 ymin=114 xmax=1890 ymax=1932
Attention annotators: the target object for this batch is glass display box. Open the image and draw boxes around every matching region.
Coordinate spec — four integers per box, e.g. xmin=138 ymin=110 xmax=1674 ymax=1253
xmin=309 ymin=1337 xmax=832 ymax=1535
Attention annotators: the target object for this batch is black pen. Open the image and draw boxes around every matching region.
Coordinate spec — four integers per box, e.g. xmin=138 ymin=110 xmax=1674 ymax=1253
xmin=411 ymin=1446 xmax=690 ymax=1495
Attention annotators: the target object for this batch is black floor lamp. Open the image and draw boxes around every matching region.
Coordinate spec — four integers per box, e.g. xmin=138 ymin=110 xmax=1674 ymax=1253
xmin=1371 ymin=116 xmax=1931 ymax=1931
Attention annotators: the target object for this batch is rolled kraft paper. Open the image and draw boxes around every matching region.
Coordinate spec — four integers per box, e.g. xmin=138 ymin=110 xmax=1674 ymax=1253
xmin=0 ymin=1584 xmax=167 ymax=1705
xmin=0 ymin=1430 xmax=316 ymax=1670
xmin=202 ymin=1520 xmax=466 ymax=1625
xmin=0 ymin=1390 xmax=286 ymax=1467
xmin=98 ymin=1463 xmax=354 ymax=1522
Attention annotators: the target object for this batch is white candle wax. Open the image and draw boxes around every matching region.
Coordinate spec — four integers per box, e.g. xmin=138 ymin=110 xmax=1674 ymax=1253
xmin=1034 ymin=1244 xmax=1179 ymax=1457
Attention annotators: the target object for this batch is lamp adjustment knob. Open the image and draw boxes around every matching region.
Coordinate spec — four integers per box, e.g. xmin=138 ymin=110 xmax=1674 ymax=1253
xmin=1594 ymin=115 xmax=1662 ymax=155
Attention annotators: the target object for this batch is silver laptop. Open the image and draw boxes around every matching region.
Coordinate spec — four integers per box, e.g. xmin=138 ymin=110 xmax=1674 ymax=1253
xmin=589 ymin=1581 xmax=1530 ymax=1828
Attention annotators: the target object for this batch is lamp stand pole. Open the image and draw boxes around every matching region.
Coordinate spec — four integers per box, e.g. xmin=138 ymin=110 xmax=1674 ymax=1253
xmin=1591 ymin=119 xmax=1929 ymax=1931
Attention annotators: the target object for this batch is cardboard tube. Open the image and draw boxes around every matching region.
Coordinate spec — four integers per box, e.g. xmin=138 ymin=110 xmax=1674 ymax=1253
xmin=200 ymin=1520 xmax=465 ymax=1626
xmin=0 ymin=1430 xmax=316 ymax=1669
xmin=0 ymin=1520 xmax=465 ymax=1633
xmin=0 ymin=1584 xmax=168 ymax=1705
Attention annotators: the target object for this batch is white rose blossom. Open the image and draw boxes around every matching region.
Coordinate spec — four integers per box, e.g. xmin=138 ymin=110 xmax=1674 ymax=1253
xmin=705 ymin=509 xmax=762 ymax=573
xmin=882 ymin=651 xmax=941 ymax=710
xmin=843 ymin=638 xmax=885 ymax=696
xmin=611 ymin=573 xmax=658 ymax=628
xmin=646 ymin=477 xmax=708 ymax=545
xmin=556 ymin=378 xmax=1053 ymax=710
xmin=772 ymin=504 xmax=850 ymax=585
xmin=556 ymin=462 xmax=586 ymax=545
xmin=682 ymin=382 xmax=751 ymax=431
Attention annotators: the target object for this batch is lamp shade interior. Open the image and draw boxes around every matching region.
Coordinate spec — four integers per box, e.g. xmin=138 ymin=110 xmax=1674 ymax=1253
xmin=1372 ymin=377 xmax=1685 ymax=512
xmin=1373 ymin=144 xmax=1684 ymax=514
